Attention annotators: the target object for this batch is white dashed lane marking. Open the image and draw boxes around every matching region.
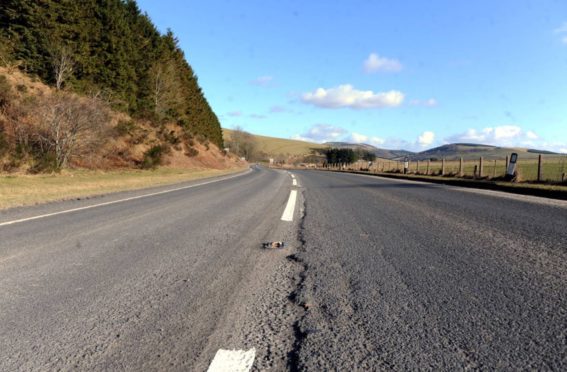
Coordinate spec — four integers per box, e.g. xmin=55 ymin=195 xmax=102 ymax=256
xmin=281 ymin=190 xmax=298 ymax=222
xmin=207 ymin=348 xmax=255 ymax=372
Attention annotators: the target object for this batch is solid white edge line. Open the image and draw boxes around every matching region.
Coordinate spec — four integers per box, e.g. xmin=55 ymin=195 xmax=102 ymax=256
xmin=0 ymin=169 xmax=252 ymax=227
xmin=207 ymin=348 xmax=256 ymax=372
xmin=281 ymin=190 xmax=297 ymax=222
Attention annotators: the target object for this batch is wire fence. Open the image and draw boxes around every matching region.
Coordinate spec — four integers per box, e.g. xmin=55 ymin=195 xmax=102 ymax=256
xmin=325 ymin=155 xmax=567 ymax=183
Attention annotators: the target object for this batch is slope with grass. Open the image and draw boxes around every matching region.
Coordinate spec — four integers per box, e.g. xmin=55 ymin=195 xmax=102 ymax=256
xmin=223 ymin=128 xmax=326 ymax=157
xmin=324 ymin=141 xmax=414 ymax=160
xmin=412 ymin=143 xmax=560 ymax=161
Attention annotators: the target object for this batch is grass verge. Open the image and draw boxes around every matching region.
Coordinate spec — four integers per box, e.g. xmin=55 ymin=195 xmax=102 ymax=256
xmin=0 ymin=167 xmax=247 ymax=210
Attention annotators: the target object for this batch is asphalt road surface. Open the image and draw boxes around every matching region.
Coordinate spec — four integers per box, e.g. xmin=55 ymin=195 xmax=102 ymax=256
xmin=1 ymin=166 xmax=566 ymax=371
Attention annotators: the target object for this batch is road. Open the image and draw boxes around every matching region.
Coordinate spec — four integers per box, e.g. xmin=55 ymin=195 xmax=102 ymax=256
xmin=1 ymin=166 xmax=566 ymax=370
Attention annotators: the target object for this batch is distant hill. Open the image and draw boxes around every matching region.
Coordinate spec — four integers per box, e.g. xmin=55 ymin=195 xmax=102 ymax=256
xmin=324 ymin=142 xmax=414 ymax=160
xmin=411 ymin=143 xmax=560 ymax=161
xmin=223 ymin=129 xmax=326 ymax=157
xmin=325 ymin=141 xmax=560 ymax=161
xmin=222 ymin=130 xmax=561 ymax=163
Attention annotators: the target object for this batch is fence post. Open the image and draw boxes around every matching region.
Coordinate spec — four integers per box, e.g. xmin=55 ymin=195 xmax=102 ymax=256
xmin=506 ymin=155 xmax=509 ymax=169
xmin=479 ymin=157 xmax=484 ymax=178
xmin=459 ymin=157 xmax=463 ymax=177
xmin=417 ymin=160 xmax=420 ymax=174
xmin=442 ymin=158 xmax=445 ymax=176
xmin=493 ymin=159 xmax=497 ymax=178
xmin=537 ymin=154 xmax=543 ymax=182
xmin=427 ymin=160 xmax=430 ymax=175
xmin=474 ymin=165 xmax=478 ymax=178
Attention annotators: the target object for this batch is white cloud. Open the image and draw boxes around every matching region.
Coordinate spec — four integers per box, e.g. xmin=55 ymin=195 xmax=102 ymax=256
xmin=370 ymin=137 xmax=386 ymax=146
xmin=301 ymin=84 xmax=404 ymax=109
xmin=418 ymin=131 xmax=435 ymax=147
xmin=250 ymin=76 xmax=273 ymax=86
xmin=293 ymin=125 xmax=400 ymax=150
xmin=227 ymin=111 xmax=242 ymax=117
xmin=350 ymin=132 xmax=368 ymax=143
xmin=445 ymin=125 xmax=542 ymax=147
xmin=555 ymin=22 xmax=567 ymax=34
xmin=363 ymin=53 xmax=402 ymax=73
xmin=293 ymin=124 xmax=348 ymax=143
xmin=410 ymin=98 xmax=438 ymax=107
xmin=560 ymin=148 xmax=567 ymax=154
xmin=554 ymin=22 xmax=567 ymax=44
xmin=346 ymin=132 xmax=387 ymax=147
xmin=526 ymin=131 xmax=538 ymax=140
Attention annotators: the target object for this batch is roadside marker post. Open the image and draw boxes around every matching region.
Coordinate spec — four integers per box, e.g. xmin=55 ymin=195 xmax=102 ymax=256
xmin=537 ymin=154 xmax=543 ymax=182
xmin=506 ymin=152 xmax=518 ymax=181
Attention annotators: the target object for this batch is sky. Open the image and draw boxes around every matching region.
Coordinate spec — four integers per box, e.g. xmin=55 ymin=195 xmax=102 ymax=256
xmin=136 ymin=0 xmax=567 ymax=152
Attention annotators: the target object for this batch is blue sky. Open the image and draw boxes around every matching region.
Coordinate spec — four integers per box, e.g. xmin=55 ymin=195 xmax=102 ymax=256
xmin=137 ymin=0 xmax=567 ymax=152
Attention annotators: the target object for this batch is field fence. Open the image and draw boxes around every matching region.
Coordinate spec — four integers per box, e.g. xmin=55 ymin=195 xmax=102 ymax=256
xmin=327 ymin=155 xmax=567 ymax=183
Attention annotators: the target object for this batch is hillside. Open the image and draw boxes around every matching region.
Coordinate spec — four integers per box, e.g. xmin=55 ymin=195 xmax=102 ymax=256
xmin=411 ymin=143 xmax=560 ymax=161
xmin=223 ymin=128 xmax=326 ymax=157
xmin=325 ymin=142 xmax=414 ymax=160
xmin=221 ymin=129 xmax=561 ymax=164
xmin=324 ymin=141 xmax=559 ymax=161
xmin=0 ymin=0 xmax=222 ymax=147
xmin=0 ymin=67 xmax=242 ymax=173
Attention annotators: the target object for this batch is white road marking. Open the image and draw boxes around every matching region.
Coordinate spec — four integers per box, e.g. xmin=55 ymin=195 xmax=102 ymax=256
xmin=342 ymin=172 xmax=567 ymax=208
xmin=291 ymin=174 xmax=295 ymax=179
xmin=292 ymin=179 xmax=298 ymax=186
xmin=281 ymin=190 xmax=298 ymax=221
xmin=207 ymin=348 xmax=255 ymax=372
xmin=0 ymin=169 xmax=252 ymax=228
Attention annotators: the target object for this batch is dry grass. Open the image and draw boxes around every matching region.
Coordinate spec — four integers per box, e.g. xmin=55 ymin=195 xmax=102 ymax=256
xmin=223 ymin=128 xmax=326 ymax=156
xmin=0 ymin=167 xmax=246 ymax=210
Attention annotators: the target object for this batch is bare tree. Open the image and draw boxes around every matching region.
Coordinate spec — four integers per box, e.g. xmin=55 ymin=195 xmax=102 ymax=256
xmin=228 ymin=126 xmax=258 ymax=160
xmin=50 ymin=46 xmax=75 ymax=90
xmin=31 ymin=93 xmax=110 ymax=168
xmin=149 ymin=59 xmax=180 ymax=119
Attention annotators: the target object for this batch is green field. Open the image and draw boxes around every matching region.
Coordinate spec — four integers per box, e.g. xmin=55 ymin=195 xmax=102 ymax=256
xmin=223 ymin=128 xmax=326 ymax=157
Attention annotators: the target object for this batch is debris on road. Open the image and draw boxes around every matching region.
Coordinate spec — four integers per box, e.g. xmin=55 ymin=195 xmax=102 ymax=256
xmin=262 ymin=241 xmax=285 ymax=249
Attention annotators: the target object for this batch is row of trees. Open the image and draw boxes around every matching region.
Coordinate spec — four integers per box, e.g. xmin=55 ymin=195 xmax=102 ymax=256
xmin=324 ymin=148 xmax=376 ymax=165
xmin=0 ymin=0 xmax=223 ymax=147
xmin=225 ymin=126 xmax=262 ymax=161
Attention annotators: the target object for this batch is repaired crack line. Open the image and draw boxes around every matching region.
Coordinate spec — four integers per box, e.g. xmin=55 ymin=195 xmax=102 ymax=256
xmin=286 ymin=191 xmax=309 ymax=372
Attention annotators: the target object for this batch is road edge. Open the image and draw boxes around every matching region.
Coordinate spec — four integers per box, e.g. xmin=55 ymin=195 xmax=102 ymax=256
xmin=309 ymin=169 xmax=567 ymax=201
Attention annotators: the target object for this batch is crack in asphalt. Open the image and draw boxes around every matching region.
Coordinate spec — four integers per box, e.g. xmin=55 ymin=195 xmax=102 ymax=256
xmin=286 ymin=193 xmax=309 ymax=372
